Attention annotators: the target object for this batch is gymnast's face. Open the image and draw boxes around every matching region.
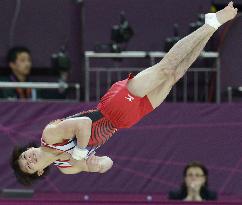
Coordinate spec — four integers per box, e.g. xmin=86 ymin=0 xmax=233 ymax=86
xmin=18 ymin=147 xmax=44 ymax=175
xmin=185 ymin=167 xmax=206 ymax=190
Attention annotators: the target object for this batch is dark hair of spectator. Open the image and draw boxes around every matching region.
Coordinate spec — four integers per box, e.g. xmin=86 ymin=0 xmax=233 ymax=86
xmin=169 ymin=161 xmax=217 ymax=200
xmin=7 ymin=47 xmax=31 ymax=63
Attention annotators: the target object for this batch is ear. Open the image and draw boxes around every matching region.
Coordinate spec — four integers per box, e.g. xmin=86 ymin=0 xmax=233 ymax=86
xmin=37 ymin=170 xmax=44 ymax=176
xmin=9 ymin=62 xmax=16 ymax=70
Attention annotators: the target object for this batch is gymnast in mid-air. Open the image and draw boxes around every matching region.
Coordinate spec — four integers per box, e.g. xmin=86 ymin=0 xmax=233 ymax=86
xmin=11 ymin=2 xmax=238 ymax=185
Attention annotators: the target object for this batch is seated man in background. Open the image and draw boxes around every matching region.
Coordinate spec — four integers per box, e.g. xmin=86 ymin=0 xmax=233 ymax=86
xmin=0 ymin=47 xmax=37 ymax=100
xmin=168 ymin=162 xmax=217 ymax=201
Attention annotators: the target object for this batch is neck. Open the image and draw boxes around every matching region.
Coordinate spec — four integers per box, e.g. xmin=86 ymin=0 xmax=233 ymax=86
xmin=39 ymin=147 xmax=61 ymax=169
xmin=12 ymin=71 xmax=27 ymax=82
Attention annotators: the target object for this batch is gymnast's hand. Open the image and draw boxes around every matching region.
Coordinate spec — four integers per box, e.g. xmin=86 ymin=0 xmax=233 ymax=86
xmin=86 ymin=154 xmax=113 ymax=173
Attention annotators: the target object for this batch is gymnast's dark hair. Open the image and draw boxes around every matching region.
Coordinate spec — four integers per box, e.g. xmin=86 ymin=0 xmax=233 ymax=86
xmin=7 ymin=46 xmax=31 ymax=63
xmin=10 ymin=142 xmax=50 ymax=186
xmin=169 ymin=161 xmax=217 ymax=200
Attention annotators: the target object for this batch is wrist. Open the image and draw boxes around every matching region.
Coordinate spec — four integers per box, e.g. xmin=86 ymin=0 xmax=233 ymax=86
xmin=72 ymin=146 xmax=89 ymax=160
xmin=76 ymin=144 xmax=87 ymax=150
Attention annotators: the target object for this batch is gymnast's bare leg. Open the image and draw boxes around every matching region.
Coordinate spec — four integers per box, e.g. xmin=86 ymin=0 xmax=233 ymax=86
xmin=127 ymin=2 xmax=237 ymax=108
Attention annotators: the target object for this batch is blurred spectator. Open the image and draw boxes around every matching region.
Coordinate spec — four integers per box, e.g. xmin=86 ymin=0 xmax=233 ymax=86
xmin=0 ymin=46 xmax=37 ymax=100
xmin=168 ymin=161 xmax=217 ymax=201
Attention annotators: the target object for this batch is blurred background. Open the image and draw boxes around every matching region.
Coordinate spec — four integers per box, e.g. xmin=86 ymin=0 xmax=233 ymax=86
xmin=0 ymin=0 xmax=242 ymax=204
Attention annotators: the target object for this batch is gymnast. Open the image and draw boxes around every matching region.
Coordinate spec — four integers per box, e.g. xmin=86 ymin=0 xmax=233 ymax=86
xmin=11 ymin=2 xmax=237 ymax=185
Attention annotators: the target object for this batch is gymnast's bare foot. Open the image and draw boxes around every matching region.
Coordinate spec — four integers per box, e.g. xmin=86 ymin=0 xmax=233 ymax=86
xmin=216 ymin=1 xmax=238 ymax=25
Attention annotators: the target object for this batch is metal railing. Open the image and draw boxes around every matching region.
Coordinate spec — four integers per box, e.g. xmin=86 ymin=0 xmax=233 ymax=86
xmin=0 ymin=82 xmax=80 ymax=101
xmin=85 ymin=51 xmax=220 ymax=103
xmin=227 ymin=86 xmax=242 ymax=102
